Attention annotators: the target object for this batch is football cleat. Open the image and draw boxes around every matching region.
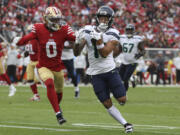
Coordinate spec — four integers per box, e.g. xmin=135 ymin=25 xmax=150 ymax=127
xmin=75 ymin=91 xmax=79 ymax=99
xmin=74 ymin=87 xmax=79 ymax=98
xmin=124 ymin=123 xmax=133 ymax=133
xmin=56 ymin=113 xmax=66 ymax=125
xmin=8 ymin=85 xmax=16 ymax=97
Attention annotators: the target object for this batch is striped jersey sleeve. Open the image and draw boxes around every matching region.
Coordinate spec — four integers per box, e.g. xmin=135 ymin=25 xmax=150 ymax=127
xmin=65 ymin=25 xmax=75 ymax=41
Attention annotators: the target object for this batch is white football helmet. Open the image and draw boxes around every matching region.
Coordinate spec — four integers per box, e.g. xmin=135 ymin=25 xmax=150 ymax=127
xmin=43 ymin=6 xmax=62 ymax=31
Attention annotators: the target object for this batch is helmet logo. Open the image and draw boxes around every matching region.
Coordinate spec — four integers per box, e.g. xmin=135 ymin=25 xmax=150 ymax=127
xmin=44 ymin=6 xmax=62 ymax=31
xmin=99 ymin=11 xmax=107 ymax=15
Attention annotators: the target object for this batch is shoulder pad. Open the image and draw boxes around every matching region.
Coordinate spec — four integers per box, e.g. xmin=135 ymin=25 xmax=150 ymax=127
xmin=133 ymin=35 xmax=144 ymax=40
xmin=119 ymin=34 xmax=127 ymax=38
xmin=83 ymin=25 xmax=94 ymax=31
xmin=106 ymin=28 xmax=120 ymax=40
xmin=80 ymin=25 xmax=94 ymax=34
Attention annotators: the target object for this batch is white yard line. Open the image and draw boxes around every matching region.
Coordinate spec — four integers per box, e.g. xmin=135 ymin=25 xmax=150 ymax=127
xmin=72 ymin=123 xmax=180 ymax=134
xmin=1 ymin=121 xmax=180 ymax=134
xmin=0 ymin=124 xmax=87 ymax=132
xmin=72 ymin=123 xmax=180 ymax=130
xmin=1 ymin=121 xmax=180 ymax=130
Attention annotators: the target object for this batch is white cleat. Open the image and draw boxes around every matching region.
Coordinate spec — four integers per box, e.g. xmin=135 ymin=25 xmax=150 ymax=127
xmin=30 ymin=94 xmax=40 ymax=101
xmin=8 ymin=85 xmax=16 ymax=97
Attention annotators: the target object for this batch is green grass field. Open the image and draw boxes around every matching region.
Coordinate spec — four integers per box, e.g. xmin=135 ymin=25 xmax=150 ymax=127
xmin=0 ymin=85 xmax=180 ymax=135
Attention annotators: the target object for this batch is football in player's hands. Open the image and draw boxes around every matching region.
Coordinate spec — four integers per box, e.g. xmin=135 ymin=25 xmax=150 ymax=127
xmin=75 ymin=29 xmax=85 ymax=44
xmin=90 ymin=30 xmax=102 ymax=41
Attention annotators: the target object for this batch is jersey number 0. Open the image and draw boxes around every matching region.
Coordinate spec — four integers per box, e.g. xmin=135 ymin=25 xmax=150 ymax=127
xmin=46 ymin=41 xmax=57 ymax=58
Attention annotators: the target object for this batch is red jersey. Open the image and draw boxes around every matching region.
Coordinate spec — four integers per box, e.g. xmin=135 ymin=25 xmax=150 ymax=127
xmin=25 ymin=39 xmax=39 ymax=61
xmin=17 ymin=23 xmax=75 ymax=71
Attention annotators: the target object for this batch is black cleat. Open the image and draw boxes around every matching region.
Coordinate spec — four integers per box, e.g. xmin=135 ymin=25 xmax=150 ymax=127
xmin=56 ymin=113 xmax=66 ymax=125
xmin=124 ymin=123 xmax=133 ymax=133
xmin=131 ymin=81 xmax=136 ymax=88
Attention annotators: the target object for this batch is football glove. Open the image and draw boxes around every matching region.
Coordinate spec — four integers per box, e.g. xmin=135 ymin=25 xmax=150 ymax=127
xmin=24 ymin=51 xmax=29 ymax=57
xmin=90 ymin=29 xmax=102 ymax=41
xmin=75 ymin=29 xmax=85 ymax=44
xmin=134 ymin=51 xmax=145 ymax=59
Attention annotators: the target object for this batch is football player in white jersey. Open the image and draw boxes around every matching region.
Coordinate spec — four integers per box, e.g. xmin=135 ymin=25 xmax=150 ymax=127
xmin=117 ymin=24 xmax=147 ymax=92
xmin=74 ymin=6 xmax=133 ymax=133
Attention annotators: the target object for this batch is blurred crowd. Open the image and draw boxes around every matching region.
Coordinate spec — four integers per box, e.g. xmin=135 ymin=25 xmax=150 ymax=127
xmin=0 ymin=0 xmax=180 ymax=48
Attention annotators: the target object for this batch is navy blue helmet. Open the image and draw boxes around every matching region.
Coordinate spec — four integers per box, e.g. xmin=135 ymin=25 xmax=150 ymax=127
xmin=96 ymin=6 xmax=114 ymax=31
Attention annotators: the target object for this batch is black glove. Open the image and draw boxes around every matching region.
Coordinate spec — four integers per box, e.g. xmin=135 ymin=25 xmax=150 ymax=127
xmin=134 ymin=51 xmax=144 ymax=59
xmin=24 ymin=51 xmax=29 ymax=57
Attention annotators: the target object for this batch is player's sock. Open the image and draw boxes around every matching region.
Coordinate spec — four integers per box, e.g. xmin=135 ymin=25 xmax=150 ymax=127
xmin=45 ymin=79 xmax=60 ymax=113
xmin=75 ymin=86 xmax=79 ymax=92
xmin=56 ymin=92 xmax=63 ymax=104
xmin=30 ymin=83 xmax=38 ymax=95
xmin=1 ymin=73 xmax=11 ymax=85
xmin=107 ymin=105 xmax=127 ymax=125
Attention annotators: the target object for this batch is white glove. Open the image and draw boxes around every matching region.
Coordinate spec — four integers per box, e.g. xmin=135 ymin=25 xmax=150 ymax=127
xmin=90 ymin=30 xmax=102 ymax=40
xmin=12 ymin=37 xmax=21 ymax=46
xmin=75 ymin=29 xmax=85 ymax=44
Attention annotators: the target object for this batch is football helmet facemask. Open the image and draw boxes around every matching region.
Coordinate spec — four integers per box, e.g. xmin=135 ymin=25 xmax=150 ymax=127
xmin=125 ymin=24 xmax=135 ymax=38
xmin=96 ymin=6 xmax=114 ymax=32
xmin=44 ymin=6 xmax=62 ymax=31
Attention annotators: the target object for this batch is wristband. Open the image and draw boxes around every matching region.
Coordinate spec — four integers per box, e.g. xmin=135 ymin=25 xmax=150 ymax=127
xmin=96 ymin=43 xmax=104 ymax=49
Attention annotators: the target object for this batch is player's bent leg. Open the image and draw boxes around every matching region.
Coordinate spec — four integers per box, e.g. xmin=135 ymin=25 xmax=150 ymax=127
xmin=104 ymin=98 xmax=133 ymax=133
xmin=44 ymin=78 xmax=66 ymax=124
xmin=1 ymin=73 xmax=17 ymax=97
xmin=56 ymin=92 xmax=63 ymax=104
xmin=44 ymin=78 xmax=60 ymax=112
xmin=54 ymin=70 xmax=64 ymax=104
xmin=117 ymin=96 xmax=126 ymax=105
xmin=102 ymin=98 xmax=113 ymax=109
xmin=38 ymin=67 xmax=66 ymax=125
xmin=28 ymin=81 xmax=40 ymax=101
xmin=108 ymin=70 xmax=126 ymax=105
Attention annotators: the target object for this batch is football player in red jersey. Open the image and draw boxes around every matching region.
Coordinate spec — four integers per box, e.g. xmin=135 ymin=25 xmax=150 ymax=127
xmin=0 ymin=42 xmax=16 ymax=97
xmin=15 ymin=6 xmax=76 ymax=125
xmin=24 ymin=37 xmax=40 ymax=101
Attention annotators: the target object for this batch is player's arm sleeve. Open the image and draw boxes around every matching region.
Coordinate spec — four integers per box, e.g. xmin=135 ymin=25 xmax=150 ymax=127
xmin=17 ymin=25 xmax=37 ymax=46
xmin=66 ymin=25 xmax=76 ymax=41
xmin=17 ymin=32 xmax=37 ymax=46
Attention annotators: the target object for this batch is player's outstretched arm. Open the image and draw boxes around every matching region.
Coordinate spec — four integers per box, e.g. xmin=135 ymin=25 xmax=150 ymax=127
xmin=17 ymin=32 xmax=37 ymax=46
